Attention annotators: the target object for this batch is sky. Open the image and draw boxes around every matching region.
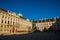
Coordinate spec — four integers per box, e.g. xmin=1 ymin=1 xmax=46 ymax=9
xmin=0 ymin=0 xmax=60 ymax=20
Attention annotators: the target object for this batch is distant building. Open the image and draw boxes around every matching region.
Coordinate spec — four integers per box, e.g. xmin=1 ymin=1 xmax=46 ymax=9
xmin=32 ymin=17 xmax=60 ymax=31
xmin=0 ymin=8 xmax=32 ymax=35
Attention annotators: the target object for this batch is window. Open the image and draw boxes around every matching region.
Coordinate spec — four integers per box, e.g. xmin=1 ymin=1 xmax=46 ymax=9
xmin=10 ymin=30 xmax=11 ymax=33
xmin=13 ymin=22 xmax=14 ymax=25
xmin=4 ymin=25 xmax=6 ymax=28
xmin=5 ymin=21 xmax=6 ymax=24
xmin=1 ymin=20 xmax=3 ymax=23
xmin=4 ymin=29 xmax=6 ymax=31
xmin=0 ymin=29 xmax=2 ymax=31
xmin=9 ymin=15 xmax=10 ymax=16
xmin=8 ymin=21 xmax=9 ymax=24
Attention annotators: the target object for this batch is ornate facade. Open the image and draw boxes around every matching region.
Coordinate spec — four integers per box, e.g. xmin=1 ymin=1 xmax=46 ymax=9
xmin=0 ymin=8 xmax=32 ymax=35
xmin=32 ymin=17 xmax=60 ymax=31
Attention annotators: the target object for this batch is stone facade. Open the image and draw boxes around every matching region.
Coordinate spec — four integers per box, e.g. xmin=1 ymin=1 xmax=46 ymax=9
xmin=0 ymin=8 xmax=32 ymax=35
xmin=32 ymin=18 xmax=60 ymax=31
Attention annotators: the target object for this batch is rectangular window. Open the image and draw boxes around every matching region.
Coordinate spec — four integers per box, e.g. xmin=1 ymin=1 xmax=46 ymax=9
xmin=10 ymin=30 xmax=11 ymax=33
xmin=4 ymin=25 xmax=6 ymax=28
xmin=1 ymin=20 xmax=3 ymax=23
xmin=0 ymin=29 xmax=2 ymax=31
xmin=4 ymin=29 xmax=6 ymax=31
xmin=7 ymin=29 xmax=9 ymax=31
xmin=8 ymin=21 xmax=9 ymax=24
xmin=13 ymin=22 xmax=14 ymax=25
xmin=5 ymin=21 xmax=6 ymax=24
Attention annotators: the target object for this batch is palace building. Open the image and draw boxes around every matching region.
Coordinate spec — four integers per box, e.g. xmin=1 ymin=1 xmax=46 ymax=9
xmin=32 ymin=17 xmax=60 ymax=31
xmin=0 ymin=8 xmax=60 ymax=35
xmin=0 ymin=8 xmax=32 ymax=35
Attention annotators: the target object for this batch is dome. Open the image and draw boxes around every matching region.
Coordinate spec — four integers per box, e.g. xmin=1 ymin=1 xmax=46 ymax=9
xmin=18 ymin=13 xmax=23 ymax=17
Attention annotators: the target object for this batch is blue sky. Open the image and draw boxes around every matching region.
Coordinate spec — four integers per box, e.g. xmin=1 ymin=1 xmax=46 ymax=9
xmin=0 ymin=0 xmax=60 ymax=20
